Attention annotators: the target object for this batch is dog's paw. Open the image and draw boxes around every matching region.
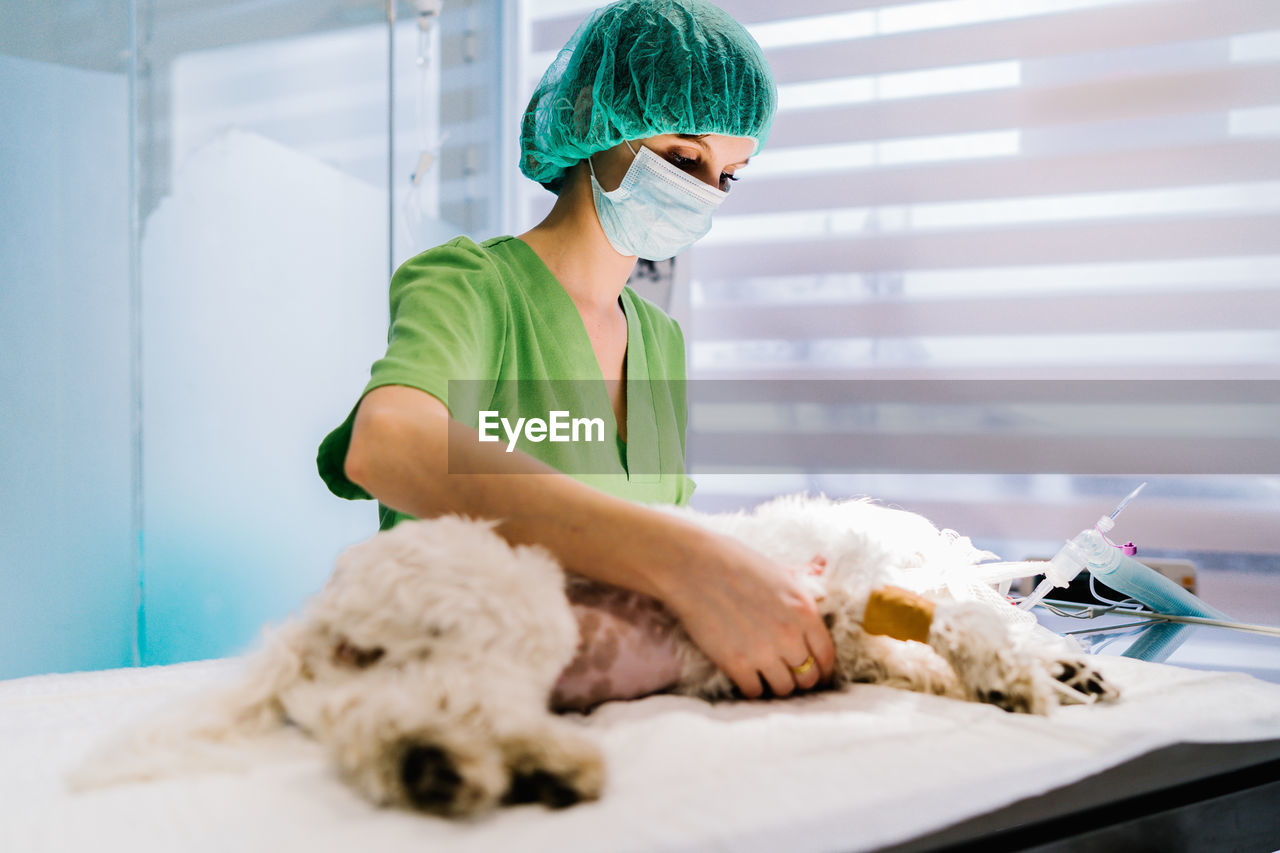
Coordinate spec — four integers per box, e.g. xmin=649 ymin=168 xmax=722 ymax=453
xmin=1045 ymin=656 xmax=1120 ymax=705
xmin=499 ymin=726 xmax=604 ymax=810
xmin=969 ymin=684 xmax=1038 ymax=714
xmin=929 ymin=603 xmax=1056 ymax=714
xmin=964 ymin=661 xmax=1059 ymax=715
xmin=503 ymin=767 xmax=592 ymax=809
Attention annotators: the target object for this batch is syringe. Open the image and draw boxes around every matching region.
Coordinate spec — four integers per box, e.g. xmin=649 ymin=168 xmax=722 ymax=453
xmin=1106 ymin=482 xmax=1146 ymax=522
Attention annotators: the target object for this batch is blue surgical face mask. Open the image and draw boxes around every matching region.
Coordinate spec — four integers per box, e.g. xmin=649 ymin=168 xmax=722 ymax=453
xmin=588 ymin=140 xmax=728 ymax=261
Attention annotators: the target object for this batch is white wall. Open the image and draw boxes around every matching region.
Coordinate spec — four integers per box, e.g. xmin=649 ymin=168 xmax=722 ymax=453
xmin=0 ymin=54 xmax=136 ymax=678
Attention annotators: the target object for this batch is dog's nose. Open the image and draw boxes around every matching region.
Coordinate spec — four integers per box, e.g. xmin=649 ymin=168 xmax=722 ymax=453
xmin=399 ymin=745 xmax=462 ymax=811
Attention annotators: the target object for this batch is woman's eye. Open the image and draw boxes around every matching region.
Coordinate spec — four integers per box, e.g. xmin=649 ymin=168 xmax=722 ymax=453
xmin=667 ymin=151 xmax=737 ymax=190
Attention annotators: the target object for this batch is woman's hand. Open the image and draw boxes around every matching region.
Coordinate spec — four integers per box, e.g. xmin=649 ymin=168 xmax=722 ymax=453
xmin=657 ymin=534 xmax=836 ymax=699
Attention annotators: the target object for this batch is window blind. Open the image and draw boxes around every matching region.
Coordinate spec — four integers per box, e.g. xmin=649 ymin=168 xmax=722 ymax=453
xmin=513 ymin=0 xmax=1280 ymax=563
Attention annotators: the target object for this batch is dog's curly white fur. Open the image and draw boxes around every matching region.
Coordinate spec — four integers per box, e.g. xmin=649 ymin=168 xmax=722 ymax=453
xmin=67 ymin=495 xmax=1118 ymax=815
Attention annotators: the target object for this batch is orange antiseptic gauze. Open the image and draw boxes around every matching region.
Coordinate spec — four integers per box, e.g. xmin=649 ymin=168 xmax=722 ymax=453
xmin=862 ymin=586 xmax=936 ymax=643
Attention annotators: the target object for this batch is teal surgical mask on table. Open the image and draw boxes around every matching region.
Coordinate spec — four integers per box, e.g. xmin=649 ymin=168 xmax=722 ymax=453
xmin=588 ymin=140 xmax=727 ymax=261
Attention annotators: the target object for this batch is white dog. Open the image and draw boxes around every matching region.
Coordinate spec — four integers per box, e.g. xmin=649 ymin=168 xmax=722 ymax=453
xmin=68 ymin=495 xmax=1117 ymax=815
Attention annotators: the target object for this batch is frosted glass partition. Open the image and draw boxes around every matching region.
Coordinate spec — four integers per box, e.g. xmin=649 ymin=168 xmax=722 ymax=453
xmin=139 ymin=130 xmax=388 ymax=664
xmin=132 ymin=0 xmax=501 ymax=665
xmin=0 ymin=53 xmax=135 ymax=679
xmin=134 ymin=13 xmax=397 ymax=665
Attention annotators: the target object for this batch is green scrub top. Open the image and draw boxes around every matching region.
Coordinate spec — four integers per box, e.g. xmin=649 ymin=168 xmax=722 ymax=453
xmin=317 ymin=235 xmax=696 ymax=529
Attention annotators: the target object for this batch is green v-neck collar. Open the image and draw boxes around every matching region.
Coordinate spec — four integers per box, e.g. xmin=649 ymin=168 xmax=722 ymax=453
xmin=501 ymin=236 xmax=661 ymax=482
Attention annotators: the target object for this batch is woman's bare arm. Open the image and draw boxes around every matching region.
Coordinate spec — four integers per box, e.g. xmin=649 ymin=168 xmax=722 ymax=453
xmin=343 ymin=384 xmax=835 ymax=699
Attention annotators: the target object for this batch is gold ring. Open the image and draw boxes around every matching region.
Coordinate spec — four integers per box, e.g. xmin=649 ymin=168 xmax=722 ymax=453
xmin=789 ymin=655 xmax=816 ymax=676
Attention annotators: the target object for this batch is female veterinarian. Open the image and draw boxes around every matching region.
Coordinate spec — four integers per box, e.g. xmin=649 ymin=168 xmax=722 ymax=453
xmin=317 ymin=0 xmax=835 ymax=706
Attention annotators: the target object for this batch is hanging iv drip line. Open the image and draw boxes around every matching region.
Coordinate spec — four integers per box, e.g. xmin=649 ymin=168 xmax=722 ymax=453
xmin=402 ymin=0 xmax=446 ymax=252
xmin=412 ymin=0 xmax=444 ymax=184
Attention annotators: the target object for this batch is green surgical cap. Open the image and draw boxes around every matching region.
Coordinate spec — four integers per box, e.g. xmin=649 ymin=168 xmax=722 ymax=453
xmin=520 ymin=0 xmax=777 ymax=194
